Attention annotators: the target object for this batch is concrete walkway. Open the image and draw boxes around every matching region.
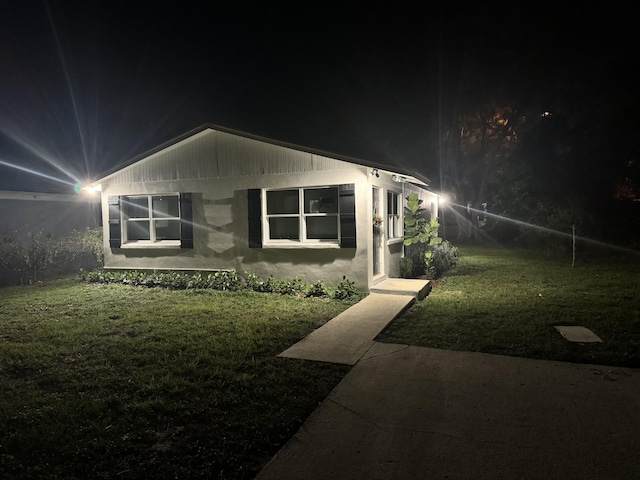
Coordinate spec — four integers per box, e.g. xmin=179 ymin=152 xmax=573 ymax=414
xmin=257 ymin=278 xmax=640 ymax=479
xmin=258 ymin=344 xmax=640 ymax=479
xmin=278 ymin=278 xmax=430 ymax=365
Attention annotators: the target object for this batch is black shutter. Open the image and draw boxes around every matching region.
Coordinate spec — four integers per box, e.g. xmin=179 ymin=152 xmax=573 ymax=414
xmin=247 ymin=189 xmax=262 ymax=248
xmin=179 ymin=193 xmax=193 ymax=249
xmin=108 ymin=195 xmax=121 ymax=248
xmin=339 ymin=183 xmax=356 ymax=248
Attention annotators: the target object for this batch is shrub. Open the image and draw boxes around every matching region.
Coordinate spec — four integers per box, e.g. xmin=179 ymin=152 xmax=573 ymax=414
xmin=207 ymin=270 xmax=241 ymax=291
xmin=399 ymin=256 xmax=414 ymax=279
xmin=426 ymin=240 xmax=459 ymax=279
xmin=333 ymin=276 xmax=359 ymax=301
xmin=262 ymin=275 xmax=284 ymax=293
xmin=279 ymin=277 xmax=306 ymax=296
xmin=0 ymin=230 xmax=57 ymax=285
xmin=66 ymin=227 xmax=104 ymax=268
xmin=82 ymin=269 xmax=361 ymax=302
xmin=307 ymin=281 xmax=330 ymax=298
xmin=244 ymin=271 xmax=263 ymax=291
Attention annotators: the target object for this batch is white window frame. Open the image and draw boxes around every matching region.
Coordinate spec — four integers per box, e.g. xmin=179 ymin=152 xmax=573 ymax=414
xmin=121 ymin=194 xmax=181 ymax=248
xmin=387 ymin=190 xmax=402 ymax=241
xmin=262 ymin=186 xmax=341 ymax=247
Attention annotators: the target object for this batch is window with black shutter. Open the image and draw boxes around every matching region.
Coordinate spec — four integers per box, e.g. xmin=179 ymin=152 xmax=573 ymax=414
xmin=108 ymin=193 xmax=193 ymax=248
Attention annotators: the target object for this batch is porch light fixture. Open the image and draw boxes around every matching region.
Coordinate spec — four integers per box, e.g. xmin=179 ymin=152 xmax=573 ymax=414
xmin=370 ymin=168 xmax=379 ymax=177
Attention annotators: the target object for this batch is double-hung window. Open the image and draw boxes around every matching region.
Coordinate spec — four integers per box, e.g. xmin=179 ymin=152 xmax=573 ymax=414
xmin=122 ymin=194 xmax=181 ymax=246
xmin=387 ymin=191 xmax=402 ymax=239
xmin=264 ymin=187 xmax=339 ymax=245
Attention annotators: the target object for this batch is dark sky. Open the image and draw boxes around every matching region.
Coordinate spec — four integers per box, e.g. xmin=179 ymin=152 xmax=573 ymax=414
xmin=0 ymin=2 xmax=636 ymax=193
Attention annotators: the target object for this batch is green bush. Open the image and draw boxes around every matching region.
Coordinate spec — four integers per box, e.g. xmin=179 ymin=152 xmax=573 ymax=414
xmin=280 ymin=277 xmax=306 ymax=296
xmin=307 ymin=281 xmax=330 ymax=298
xmin=399 ymin=256 xmax=414 ymax=279
xmin=243 ymin=271 xmax=263 ymax=291
xmin=426 ymin=240 xmax=460 ymax=279
xmin=334 ymin=276 xmax=359 ymax=301
xmin=0 ymin=230 xmax=57 ymax=285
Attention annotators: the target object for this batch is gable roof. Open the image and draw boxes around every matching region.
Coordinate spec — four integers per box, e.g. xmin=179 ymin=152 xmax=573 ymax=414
xmin=92 ymin=123 xmax=432 ymax=187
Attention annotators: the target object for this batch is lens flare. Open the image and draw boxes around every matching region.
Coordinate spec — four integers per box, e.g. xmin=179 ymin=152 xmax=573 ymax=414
xmin=445 ymin=201 xmax=640 ymax=256
xmin=0 ymin=158 xmax=76 ymax=187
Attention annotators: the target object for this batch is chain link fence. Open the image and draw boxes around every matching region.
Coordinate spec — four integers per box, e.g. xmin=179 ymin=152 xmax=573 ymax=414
xmin=0 ymin=228 xmax=102 ymax=287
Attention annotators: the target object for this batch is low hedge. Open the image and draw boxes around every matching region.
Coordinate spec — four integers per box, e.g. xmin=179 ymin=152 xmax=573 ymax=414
xmin=81 ymin=269 xmax=362 ymax=301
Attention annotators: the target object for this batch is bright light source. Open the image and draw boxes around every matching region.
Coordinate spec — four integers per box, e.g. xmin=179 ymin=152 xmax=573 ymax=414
xmin=75 ymin=182 xmax=101 ymax=195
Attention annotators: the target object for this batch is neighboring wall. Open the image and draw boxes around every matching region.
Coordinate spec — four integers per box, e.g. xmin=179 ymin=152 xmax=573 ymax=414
xmin=0 ymin=190 xmax=101 ymax=239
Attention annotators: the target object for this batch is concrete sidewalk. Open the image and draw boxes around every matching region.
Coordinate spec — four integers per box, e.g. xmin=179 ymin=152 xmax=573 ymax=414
xmin=257 ymin=278 xmax=640 ymax=479
xmin=257 ymin=343 xmax=640 ymax=479
xmin=278 ymin=278 xmax=430 ymax=365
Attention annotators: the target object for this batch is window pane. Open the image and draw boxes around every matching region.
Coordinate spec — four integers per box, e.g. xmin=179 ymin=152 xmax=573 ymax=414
xmin=152 ymin=195 xmax=179 ymax=218
xmin=306 ymin=216 xmax=338 ymax=240
xmin=269 ymin=217 xmax=299 ymax=240
xmin=305 ymin=187 xmax=338 ymax=213
xmin=124 ymin=196 xmax=149 ymax=218
xmin=387 ymin=192 xmax=398 ymax=215
xmin=127 ymin=221 xmax=150 ymax=241
xmin=155 ymin=220 xmax=181 ymax=240
xmin=267 ymin=190 xmax=299 ymax=214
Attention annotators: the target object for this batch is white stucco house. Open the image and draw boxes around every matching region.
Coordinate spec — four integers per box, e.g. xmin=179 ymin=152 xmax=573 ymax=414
xmin=89 ymin=124 xmax=441 ymax=289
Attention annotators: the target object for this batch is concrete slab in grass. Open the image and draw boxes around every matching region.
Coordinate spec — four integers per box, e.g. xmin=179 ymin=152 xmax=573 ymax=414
xmin=555 ymin=326 xmax=603 ymax=343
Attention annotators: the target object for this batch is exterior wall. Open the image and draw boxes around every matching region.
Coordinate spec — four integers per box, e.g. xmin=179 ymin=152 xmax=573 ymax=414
xmin=0 ymin=191 xmax=101 ymax=240
xmin=98 ymin=128 xmax=439 ymax=289
xmin=101 ymin=169 xmax=372 ymax=289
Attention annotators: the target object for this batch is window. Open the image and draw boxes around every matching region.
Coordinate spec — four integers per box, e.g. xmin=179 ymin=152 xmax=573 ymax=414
xmin=248 ymin=184 xmax=355 ymax=249
xmin=108 ymin=193 xmax=193 ymax=248
xmin=122 ymin=195 xmax=181 ymax=245
xmin=387 ymin=191 xmax=402 ymax=239
xmin=264 ymin=187 xmax=339 ymax=244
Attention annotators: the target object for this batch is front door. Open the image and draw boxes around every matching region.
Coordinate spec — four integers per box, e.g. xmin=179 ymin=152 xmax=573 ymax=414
xmin=372 ymin=186 xmax=383 ymax=277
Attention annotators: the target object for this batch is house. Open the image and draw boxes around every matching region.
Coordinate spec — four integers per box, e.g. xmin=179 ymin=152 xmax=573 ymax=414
xmin=90 ymin=124 xmax=441 ymax=289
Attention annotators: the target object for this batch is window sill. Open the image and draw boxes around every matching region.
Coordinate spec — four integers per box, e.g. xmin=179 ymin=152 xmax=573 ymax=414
xmin=120 ymin=241 xmax=182 ymax=249
xmin=262 ymin=242 xmax=341 ymax=249
xmin=387 ymin=237 xmax=404 ymax=245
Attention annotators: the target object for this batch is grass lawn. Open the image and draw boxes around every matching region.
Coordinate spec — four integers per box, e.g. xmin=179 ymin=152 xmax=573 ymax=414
xmin=0 ymin=281 xmax=354 ymax=479
xmin=378 ymin=244 xmax=640 ymax=368
xmin=2 ymin=246 xmax=639 ymax=479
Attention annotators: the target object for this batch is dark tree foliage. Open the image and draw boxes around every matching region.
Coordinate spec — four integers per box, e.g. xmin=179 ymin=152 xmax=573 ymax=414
xmin=433 ymin=6 xmax=639 ymax=247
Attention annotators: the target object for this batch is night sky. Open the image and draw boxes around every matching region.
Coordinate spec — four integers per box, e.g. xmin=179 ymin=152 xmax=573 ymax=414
xmin=1 ymin=3 xmax=637 ymax=193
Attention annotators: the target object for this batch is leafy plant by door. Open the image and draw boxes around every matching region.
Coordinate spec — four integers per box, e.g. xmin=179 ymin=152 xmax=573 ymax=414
xmin=402 ymin=193 xmax=443 ymax=278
